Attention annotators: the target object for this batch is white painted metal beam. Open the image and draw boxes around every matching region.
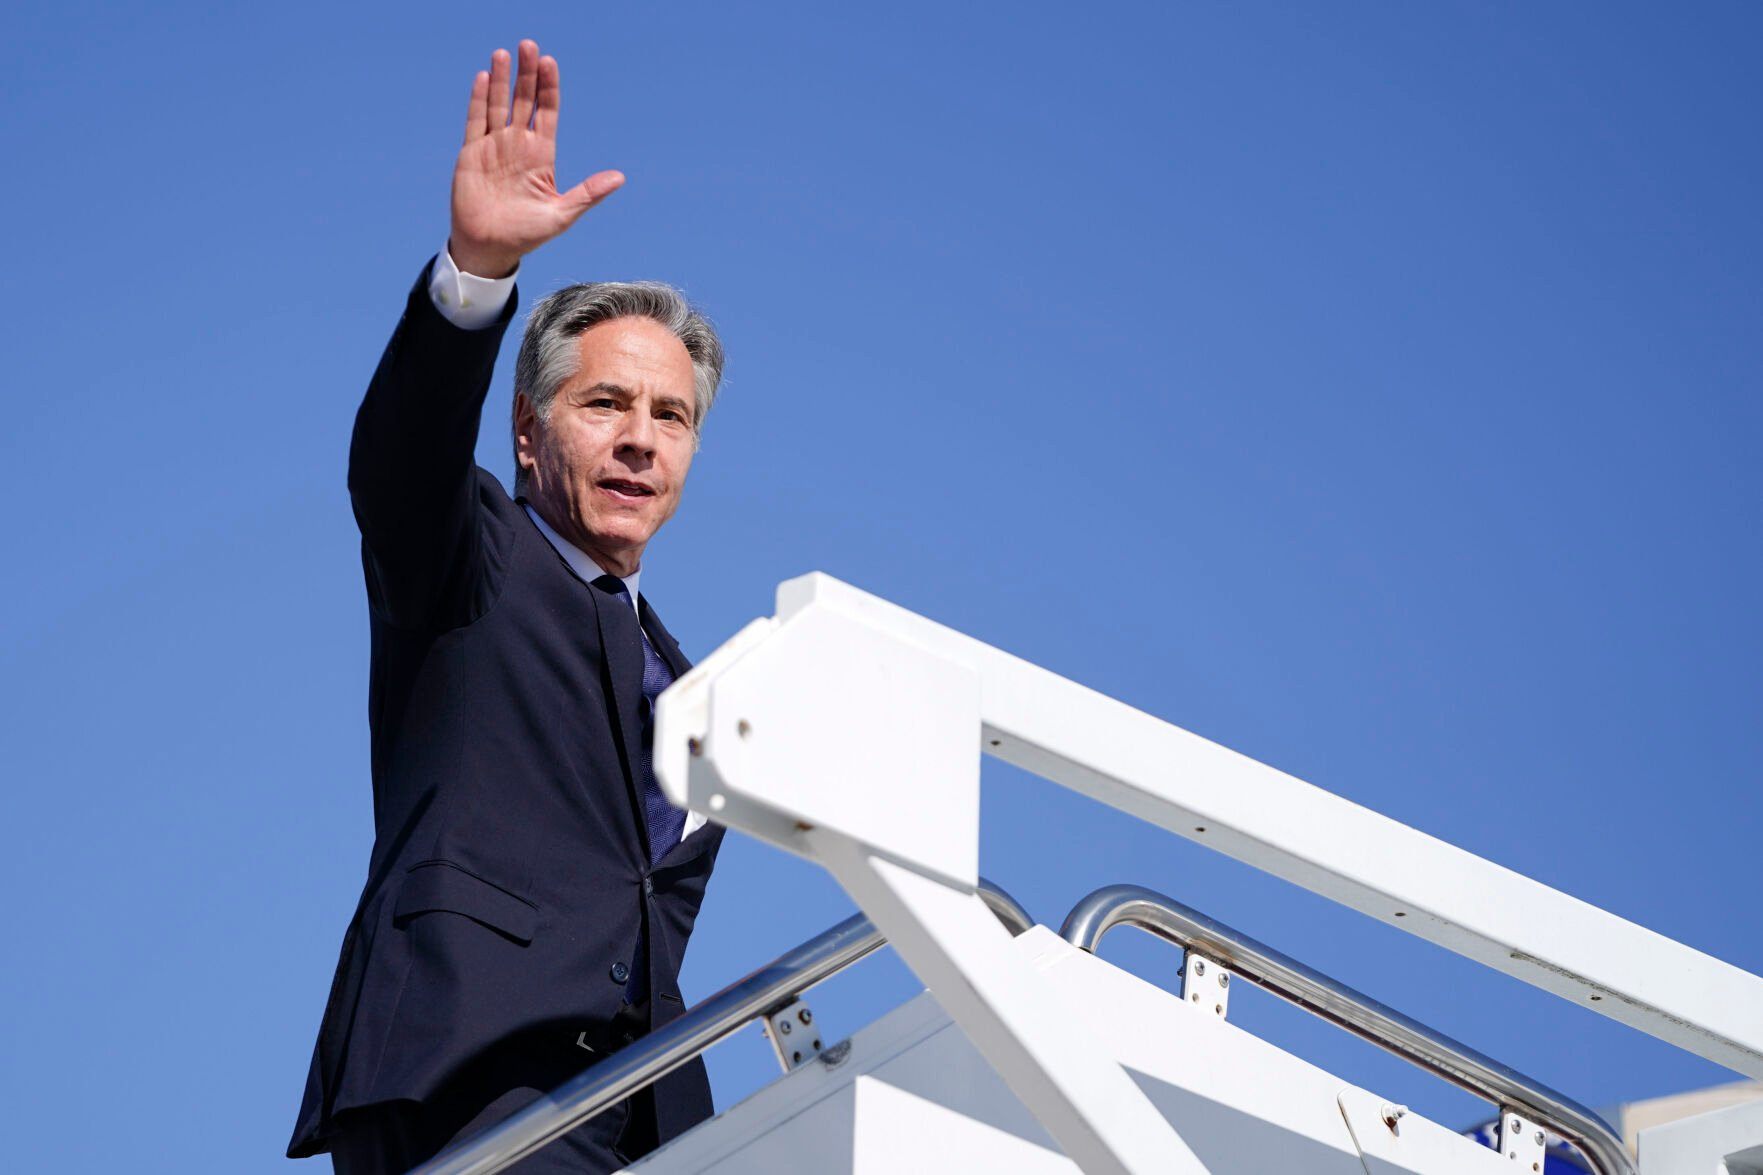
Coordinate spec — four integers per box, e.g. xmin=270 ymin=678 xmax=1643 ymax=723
xmin=658 ymin=573 xmax=1763 ymax=1077
xmin=812 ymin=834 xmax=1210 ymax=1175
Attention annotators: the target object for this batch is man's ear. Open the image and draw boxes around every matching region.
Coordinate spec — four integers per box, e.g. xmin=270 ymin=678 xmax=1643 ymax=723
xmin=513 ymin=391 xmax=541 ymax=480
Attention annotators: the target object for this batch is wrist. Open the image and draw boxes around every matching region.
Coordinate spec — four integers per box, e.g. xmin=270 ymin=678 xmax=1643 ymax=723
xmin=447 ymin=237 xmax=521 ymax=280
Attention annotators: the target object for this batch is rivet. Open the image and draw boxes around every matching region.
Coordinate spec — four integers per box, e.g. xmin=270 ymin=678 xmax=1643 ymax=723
xmin=799 ymin=1009 xmax=813 ymax=1025
xmin=778 ymin=1019 xmax=792 ymax=1035
xmin=687 ymin=737 xmax=703 ymax=757
xmin=1194 ymin=960 xmax=1206 ymax=976
xmin=1218 ymin=972 xmax=1229 ymax=988
xmin=737 ymin=719 xmax=752 ymax=739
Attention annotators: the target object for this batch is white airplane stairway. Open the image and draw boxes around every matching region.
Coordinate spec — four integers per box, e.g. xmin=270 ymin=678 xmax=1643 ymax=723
xmin=412 ymin=575 xmax=1763 ymax=1175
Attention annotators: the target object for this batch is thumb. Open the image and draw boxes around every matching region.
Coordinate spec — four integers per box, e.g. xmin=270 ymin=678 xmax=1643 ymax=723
xmin=562 ymin=169 xmax=626 ymax=215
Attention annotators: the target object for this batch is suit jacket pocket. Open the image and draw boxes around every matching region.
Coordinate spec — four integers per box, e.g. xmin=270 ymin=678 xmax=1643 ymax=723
xmin=393 ymin=860 xmax=539 ymax=945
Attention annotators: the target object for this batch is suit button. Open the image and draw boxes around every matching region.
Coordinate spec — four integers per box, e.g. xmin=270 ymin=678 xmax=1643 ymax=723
xmin=642 ymin=877 xmax=654 ymax=897
xmin=610 ymin=962 xmax=631 ymax=984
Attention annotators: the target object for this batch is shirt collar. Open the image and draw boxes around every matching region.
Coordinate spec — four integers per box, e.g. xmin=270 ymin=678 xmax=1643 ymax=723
xmin=523 ymin=503 xmax=640 ymax=612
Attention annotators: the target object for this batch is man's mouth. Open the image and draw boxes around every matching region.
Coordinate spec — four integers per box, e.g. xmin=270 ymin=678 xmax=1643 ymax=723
xmin=597 ymin=478 xmax=656 ymax=500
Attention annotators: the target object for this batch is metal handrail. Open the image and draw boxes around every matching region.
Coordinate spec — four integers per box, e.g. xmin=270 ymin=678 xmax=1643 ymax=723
xmin=411 ymin=879 xmax=1034 ymax=1175
xmin=1060 ymin=884 xmax=1632 ymax=1175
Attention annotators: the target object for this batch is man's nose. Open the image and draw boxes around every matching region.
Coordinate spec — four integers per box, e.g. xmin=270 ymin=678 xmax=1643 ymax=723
xmin=615 ymin=404 xmax=657 ymax=457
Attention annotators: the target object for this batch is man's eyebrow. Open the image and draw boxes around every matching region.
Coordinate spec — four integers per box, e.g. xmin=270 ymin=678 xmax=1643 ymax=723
xmin=578 ymin=381 xmax=631 ymax=399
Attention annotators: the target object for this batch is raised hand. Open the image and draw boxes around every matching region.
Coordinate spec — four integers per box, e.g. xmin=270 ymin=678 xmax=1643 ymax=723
xmin=448 ymin=40 xmax=626 ymax=278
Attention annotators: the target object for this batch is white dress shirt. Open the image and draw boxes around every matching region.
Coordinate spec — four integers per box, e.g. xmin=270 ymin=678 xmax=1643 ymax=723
xmin=426 ymin=248 xmax=704 ymax=841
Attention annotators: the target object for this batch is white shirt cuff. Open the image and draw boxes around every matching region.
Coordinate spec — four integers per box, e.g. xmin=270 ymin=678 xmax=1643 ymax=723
xmin=428 ymin=246 xmax=517 ymax=330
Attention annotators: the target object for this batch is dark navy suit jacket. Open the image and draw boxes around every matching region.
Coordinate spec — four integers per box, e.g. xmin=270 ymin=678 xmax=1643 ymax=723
xmin=288 ymin=262 xmax=725 ymax=1159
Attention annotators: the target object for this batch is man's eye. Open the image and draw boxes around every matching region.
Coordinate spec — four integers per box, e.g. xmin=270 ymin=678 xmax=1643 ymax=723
xmin=658 ymin=409 xmax=684 ymax=423
xmin=588 ymin=398 xmax=619 ymax=409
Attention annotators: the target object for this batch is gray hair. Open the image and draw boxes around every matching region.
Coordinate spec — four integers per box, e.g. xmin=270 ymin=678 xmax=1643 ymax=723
xmin=512 ymin=281 xmax=725 ymax=491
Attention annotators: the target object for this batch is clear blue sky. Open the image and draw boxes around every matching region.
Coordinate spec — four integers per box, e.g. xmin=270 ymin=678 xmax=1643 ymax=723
xmin=2 ymin=2 xmax=1759 ymax=1169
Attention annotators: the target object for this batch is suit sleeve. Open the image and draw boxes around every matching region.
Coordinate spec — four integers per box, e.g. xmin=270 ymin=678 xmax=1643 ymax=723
xmin=347 ymin=258 xmax=520 ymax=630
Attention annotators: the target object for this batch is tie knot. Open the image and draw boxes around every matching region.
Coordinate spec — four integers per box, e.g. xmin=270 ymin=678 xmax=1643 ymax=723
xmin=591 ymin=573 xmax=631 ymax=602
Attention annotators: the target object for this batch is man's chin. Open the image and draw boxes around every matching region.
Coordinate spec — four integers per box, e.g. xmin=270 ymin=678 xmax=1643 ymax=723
xmin=583 ymin=523 xmax=655 ymax=557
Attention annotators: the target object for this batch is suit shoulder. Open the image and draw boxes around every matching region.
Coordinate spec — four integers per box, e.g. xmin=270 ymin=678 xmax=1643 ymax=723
xmin=473 ymin=465 xmax=519 ymax=510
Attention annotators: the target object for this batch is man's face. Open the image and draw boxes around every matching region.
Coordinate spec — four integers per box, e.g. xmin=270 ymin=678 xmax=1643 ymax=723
xmin=515 ymin=316 xmax=698 ymax=577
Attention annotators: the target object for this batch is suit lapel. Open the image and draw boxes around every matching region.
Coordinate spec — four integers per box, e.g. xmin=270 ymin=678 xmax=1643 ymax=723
xmin=638 ymin=597 xmax=692 ymax=681
xmin=518 ymin=498 xmax=656 ymax=854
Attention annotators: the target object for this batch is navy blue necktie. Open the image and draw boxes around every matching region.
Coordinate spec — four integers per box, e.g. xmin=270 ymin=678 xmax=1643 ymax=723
xmin=597 ymin=577 xmax=686 ymax=864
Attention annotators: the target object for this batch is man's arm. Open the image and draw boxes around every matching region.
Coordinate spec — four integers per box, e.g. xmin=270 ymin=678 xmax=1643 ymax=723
xmin=347 ymin=40 xmax=623 ymax=629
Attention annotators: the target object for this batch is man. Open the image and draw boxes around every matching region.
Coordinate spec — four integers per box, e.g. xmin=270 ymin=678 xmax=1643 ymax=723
xmin=287 ymin=40 xmax=727 ymax=1172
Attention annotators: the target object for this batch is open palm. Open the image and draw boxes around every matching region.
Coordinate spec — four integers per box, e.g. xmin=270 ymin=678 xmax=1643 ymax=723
xmin=449 ymin=40 xmax=625 ymax=278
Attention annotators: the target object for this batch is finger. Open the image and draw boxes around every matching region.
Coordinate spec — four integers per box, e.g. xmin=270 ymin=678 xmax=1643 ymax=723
xmin=534 ymin=55 xmax=560 ymax=141
xmin=487 ymin=47 xmax=512 ymax=129
xmin=463 ymin=70 xmax=490 ymax=144
xmin=511 ymin=40 xmax=540 ymax=130
xmin=561 ymin=169 xmax=626 ymax=217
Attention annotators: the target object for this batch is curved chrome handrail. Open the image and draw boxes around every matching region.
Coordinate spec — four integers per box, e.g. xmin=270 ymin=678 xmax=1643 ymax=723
xmin=412 ymin=879 xmax=1034 ymax=1175
xmin=1060 ymin=884 xmax=1632 ymax=1175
